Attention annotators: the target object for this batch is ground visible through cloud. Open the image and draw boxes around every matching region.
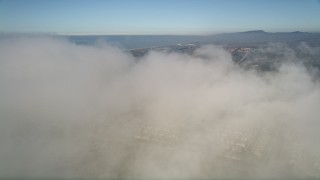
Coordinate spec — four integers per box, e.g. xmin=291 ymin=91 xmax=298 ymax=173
xmin=0 ymin=37 xmax=320 ymax=178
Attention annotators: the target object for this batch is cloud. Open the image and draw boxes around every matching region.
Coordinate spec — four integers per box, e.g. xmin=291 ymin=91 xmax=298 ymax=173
xmin=0 ymin=37 xmax=320 ymax=178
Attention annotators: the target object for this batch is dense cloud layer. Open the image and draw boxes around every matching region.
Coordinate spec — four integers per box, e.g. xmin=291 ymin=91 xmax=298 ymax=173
xmin=0 ymin=37 xmax=320 ymax=178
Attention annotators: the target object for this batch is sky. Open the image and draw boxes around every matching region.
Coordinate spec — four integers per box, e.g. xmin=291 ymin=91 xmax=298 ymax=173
xmin=0 ymin=0 xmax=320 ymax=35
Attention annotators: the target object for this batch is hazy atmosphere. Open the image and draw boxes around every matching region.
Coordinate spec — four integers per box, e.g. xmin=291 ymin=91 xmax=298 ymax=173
xmin=1 ymin=0 xmax=320 ymax=179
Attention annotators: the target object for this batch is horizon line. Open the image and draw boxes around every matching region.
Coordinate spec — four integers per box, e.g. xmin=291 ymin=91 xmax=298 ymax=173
xmin=1 ymin=30 xmax=320 ymax=36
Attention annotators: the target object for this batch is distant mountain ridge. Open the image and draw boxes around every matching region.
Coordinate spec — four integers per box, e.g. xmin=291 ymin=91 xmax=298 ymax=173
xmin=207 ymin=30 xmax=320 ymax=45
xmin=62 ymin=30 xmax=320 ymax=48
xmin=3 ymin=30 xmax=316 ymax=49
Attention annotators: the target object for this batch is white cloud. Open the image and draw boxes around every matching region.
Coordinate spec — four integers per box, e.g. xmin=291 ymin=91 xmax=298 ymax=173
xmin=0 ymin=37 xmax=320 ymax=178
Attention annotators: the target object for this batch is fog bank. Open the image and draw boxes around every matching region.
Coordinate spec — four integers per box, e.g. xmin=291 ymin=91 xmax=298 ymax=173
xmin=0 ymin=37 xmax=320 ymax=178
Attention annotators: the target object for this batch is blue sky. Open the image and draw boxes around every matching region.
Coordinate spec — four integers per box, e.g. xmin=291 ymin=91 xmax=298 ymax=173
xmin=1 ymin=0 xmax=320 ymax=35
